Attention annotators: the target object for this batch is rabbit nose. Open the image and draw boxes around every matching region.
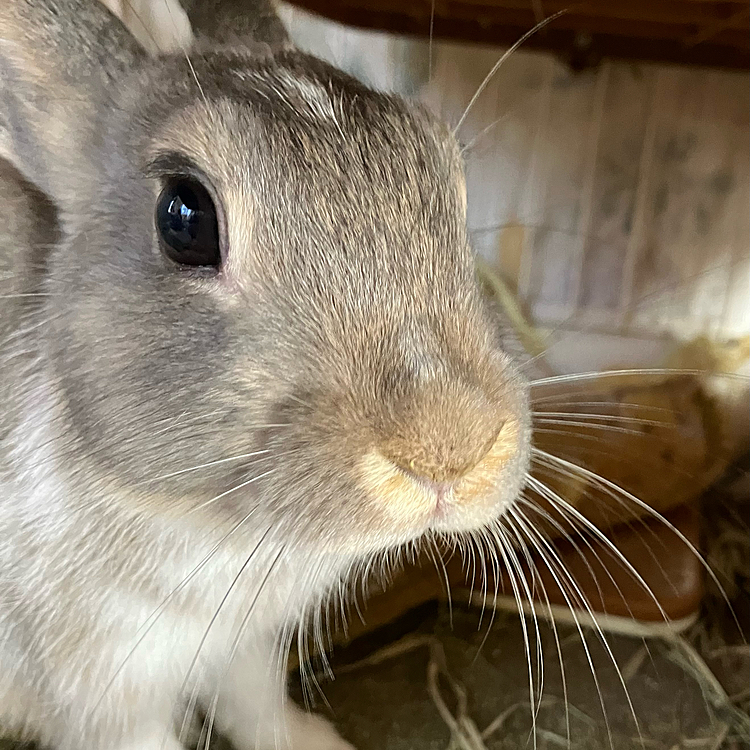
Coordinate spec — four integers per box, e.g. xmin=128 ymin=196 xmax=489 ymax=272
xmin=379 ymin=382 xmax=507 ymax=484
xmin=387 ymin=426 xmax=503 ymax=484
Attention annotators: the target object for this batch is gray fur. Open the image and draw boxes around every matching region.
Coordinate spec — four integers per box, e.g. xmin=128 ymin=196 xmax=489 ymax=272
xmin=0 ymin=1 xmax=530 ymax=748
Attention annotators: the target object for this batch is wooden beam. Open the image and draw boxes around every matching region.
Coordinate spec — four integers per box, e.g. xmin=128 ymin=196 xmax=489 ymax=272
xmin=289 ymin=0 xmax=750 ymax=70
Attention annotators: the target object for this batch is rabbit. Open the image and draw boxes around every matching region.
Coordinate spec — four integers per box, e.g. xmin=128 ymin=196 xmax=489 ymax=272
xmin=0 ymin=0 xmax=531 ymax=748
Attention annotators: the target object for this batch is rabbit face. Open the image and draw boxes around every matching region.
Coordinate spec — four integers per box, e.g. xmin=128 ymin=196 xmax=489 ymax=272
xmin=45 ymin=51 xmax=530 ymax=554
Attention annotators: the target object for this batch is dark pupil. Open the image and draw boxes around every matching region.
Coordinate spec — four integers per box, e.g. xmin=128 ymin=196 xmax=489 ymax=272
xmin=156 ymin=179 xmax=220 ymax=267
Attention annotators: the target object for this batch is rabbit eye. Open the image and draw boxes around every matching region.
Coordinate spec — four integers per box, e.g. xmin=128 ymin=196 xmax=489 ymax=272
xmin=156 ymin=178 xmax=220 ymax=267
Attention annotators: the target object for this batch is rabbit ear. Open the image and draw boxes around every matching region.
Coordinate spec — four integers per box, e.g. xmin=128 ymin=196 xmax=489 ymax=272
xmin=102 ymin=0 xmax=193 ymax=55
xmin=0 ymin=0 xmax=144 ymax=210
xmin=181 ymin=0 xmax=292 ymax=51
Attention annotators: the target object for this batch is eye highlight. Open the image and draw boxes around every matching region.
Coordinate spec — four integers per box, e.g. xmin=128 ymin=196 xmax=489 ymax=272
xmin=156 ymin=178 xmax=221 ymax=267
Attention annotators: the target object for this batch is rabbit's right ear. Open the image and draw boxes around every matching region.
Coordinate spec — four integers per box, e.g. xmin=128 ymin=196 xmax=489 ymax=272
xmin=0 ymin=0 xmax=144 ymax=213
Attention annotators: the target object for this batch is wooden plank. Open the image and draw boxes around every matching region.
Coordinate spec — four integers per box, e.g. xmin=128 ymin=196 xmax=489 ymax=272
xmin=523 ymin=61 xmax=601 ymax=317
xmin=628 ymin=68 xmax=749 ymax=337
xmin=289 ymin=1 xmax=750 ymax=70
xmin=447 ymin=0 xmax=749 ymax=29
xmin=289 ymin=0 xmax=750 ymax=41
xmin=576 ymin=63 xmax=657 ymax=321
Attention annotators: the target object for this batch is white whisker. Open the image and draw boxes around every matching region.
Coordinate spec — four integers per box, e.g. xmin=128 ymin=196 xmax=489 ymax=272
xmin=427 ymin=536 xmax=453 ymax=628
xmin=517 ymin=494 xmax=640 ymax=622
xmin=533 ymin=410 xmax=669 ymax=428
xmin=428 ymin=0 xmax=436 ymax=84
xmin=530 ymin=397 xmax=676 ymax=417
xmin=201 ymin=547 xmax=285 ymax=750
xmin=453 ymin=10 xmax=566 ymax=134
xmin=530 ymin=459 xmax=684 ymax=578
xmin=505 ymin=506 xmax=571 ymax=745
xmin=499 ymin=515 xmax=547 ymax=722
xmin=531 ymin=368 xmax=748 ymax=388
xmin=531 ymin=447 xmax=744 ymax=638
xmin=140 ymin=449 xmax=272 ymax=484
xmin=159 ymin=0 xmax=208 ymax=103
xmin=174 ymin=527 xmax=274 ymax=747
xmin=489 ymin=523 xmax=541 ymax=746
xmin=509 ymin=511 xmax=628 ymax=749
xmin=185 ymin=468 xmax=276 ymax=515
xmin=533 ymin=417 xmax=649 ymax=438
xmin=525 ymin=471 xmax=671 ymax=624
xmin=88 ymin=507 xmax=261 ymax=723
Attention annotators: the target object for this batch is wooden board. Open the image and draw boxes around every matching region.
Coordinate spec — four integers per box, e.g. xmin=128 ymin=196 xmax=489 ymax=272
xmin=288 ymin=0 xmax=750 ymax=70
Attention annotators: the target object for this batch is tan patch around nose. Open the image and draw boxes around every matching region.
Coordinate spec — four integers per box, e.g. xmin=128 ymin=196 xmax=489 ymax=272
xmin=358 ymin=450 xmax=435 ymax=525
xmin=358 ymin=416 xmax=520 ymax=521
xmin=454 ymin=417 xmax=520 ymax=504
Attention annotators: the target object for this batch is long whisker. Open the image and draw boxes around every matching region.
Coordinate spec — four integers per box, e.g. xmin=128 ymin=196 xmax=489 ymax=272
xmin=513 ymin=500 xmax=663 ymax=747
xmin=504 ymin=506 xmax=571 ymax=746
xmin=461 ymin=107 xmax=525 ymax=156
xmin=490 ymin=524 xmax=540 ymax=746
xmin=174 ymin=526 xmax=275 ymax=747
xmin=531 ymin=425 xmax=718 ymax=507
xmin=526 ymin=465 xmax=691 ymax=698
xmin=428 ymin=0 xmax=436 ymax=84
xmin=427 ymin=536 xmax=453 ymax=628
xmin=297 ymin=556 xmax=337 ymax=712
xmin=471 ymin=526 xmax=501 ymax=660
xmin=532 ymin=416 xmax=740 ymax=500
xmin=0 ymin=292 xmax=54 ymax=298
xmin=532 ymin=426 xmax=659 ymax=460
xmin=118 ymin=0 xmax=167 ymax=52
xmin=530 ymin=455 xmax=742 ymax=703
xmin=525 ymin=472 xmax=671 ymax=624
xmin=530 ymin=368 xmax=748 ymax=388
xmin=517 ymin=493 xmax=646 ymax=624
xmin=139 ymin=449 xmax=272 ymax=484
xmin=533 ymin=411 xmax=669 ymax=427
xmin=149 ymin=409 xmax=224 ymax=438
xmin=160 ymin=0 xmax=208 ymax=103
xmin=185 ymin=468 xmax=276 ymax=515
xmin=518 ymin=486 xmax=666 ymax=679
xmin=201 ymin=547 xmax=285 ymax=750
xmin=530 ymin=459 xmax=684 ymax=573
xmin=530 ymin=397 xmax=676 ymax=416
xmin=531 ymin=447 xmax=745 ymax=638
xmin=453 ymin=10 xmax=566 ymax=134
xmin=496 ymin=517 xmax=546 ymax=725
xmin=508 ymin=510 xmax=630 ymax=749
xmin=533 ymin=418 xmax=649 ymax=438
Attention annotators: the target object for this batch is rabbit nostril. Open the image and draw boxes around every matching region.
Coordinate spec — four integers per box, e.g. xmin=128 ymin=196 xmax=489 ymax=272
xmin=386 ymin=420 xmax=505 ymax=485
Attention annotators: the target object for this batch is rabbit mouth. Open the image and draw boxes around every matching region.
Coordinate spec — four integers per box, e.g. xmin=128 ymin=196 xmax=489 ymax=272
xmin=357 ymin=415 xmax=527 ymax=539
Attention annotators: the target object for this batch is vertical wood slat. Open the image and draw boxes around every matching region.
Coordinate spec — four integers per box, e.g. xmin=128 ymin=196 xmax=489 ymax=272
xmin=629 ymin=68 xmax=749 ymax=338
xmin=523 ymin=63 xmax=600 ymax=320
xmin=619 ymin=70 xmax=662 ymax=328
xmin=559 ymin=60 xmax=610 ymax=322
xmin=576 ymin=64 xmax=657 ymax=321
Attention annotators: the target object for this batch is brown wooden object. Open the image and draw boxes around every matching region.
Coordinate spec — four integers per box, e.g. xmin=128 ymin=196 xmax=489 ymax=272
xmin=288 ymin=0 xmax=750 ymax=70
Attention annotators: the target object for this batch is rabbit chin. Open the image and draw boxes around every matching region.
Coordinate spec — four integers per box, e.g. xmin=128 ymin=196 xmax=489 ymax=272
xmin=357 ymin=416 xmax=528 ymax=545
